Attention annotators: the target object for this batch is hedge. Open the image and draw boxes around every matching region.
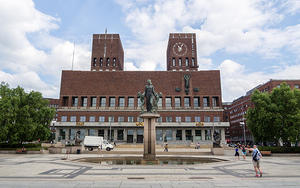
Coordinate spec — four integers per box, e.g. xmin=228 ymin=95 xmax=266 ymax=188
xmin=258 ymin=146 xmax=300 ymax=153
xmin=0 ymin=143 xmax=41 ymax=149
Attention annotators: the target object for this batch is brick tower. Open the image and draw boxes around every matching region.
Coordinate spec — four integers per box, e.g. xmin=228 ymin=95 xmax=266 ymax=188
xmin=166 ymin=33 xmax=198 ymax=71
xmin=90 ymin=34 xmax=124 ymax=71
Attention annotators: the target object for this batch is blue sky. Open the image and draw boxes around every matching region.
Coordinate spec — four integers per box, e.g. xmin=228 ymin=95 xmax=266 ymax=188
xmin=0 ymin=0 xmax=300 ymax=101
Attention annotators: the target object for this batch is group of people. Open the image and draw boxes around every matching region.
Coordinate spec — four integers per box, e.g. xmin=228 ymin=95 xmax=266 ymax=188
xmin=234 ymin=144 xmax=263 ymax=177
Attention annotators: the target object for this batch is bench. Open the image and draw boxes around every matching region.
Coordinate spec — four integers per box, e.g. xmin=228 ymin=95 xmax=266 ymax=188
xmin=261 ymin=150 xmax=271 ymax=156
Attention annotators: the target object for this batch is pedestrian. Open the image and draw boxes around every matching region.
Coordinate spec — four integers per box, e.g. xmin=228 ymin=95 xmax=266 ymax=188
xmin=241 ymin=145 xmax=247 ymax=160
xmin=234 ymin=146 xmax=240 ymax=160
xmin=250 ymin=145 xmax=263 ymax=177
xmin=196 ymin=142 xmax=200 ymax=149
xmin=164 ymin=143 xmax=168 ymax=152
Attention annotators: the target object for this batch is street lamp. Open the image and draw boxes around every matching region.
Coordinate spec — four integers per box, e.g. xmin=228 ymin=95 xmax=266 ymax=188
xmin=240 ymin=121 xmax=246 ymax=145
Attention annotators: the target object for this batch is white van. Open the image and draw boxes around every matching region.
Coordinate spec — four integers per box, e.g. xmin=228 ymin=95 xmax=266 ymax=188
xmin=83 ymin=136 xmax=114 ymax=151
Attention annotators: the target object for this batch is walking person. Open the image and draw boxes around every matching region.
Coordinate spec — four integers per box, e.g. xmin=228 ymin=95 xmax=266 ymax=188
xmin=250 ymin=145 xmax=263 ymax=177
xmin=241 ymin=145 xmax=247 ymax=160
xmin=164 ymin=143 xmax=168 ymax=152
xmin=234 ymin=146 xmax=240 ymax=160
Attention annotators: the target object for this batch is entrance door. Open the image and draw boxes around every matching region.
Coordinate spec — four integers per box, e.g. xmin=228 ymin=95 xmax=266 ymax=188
xmin=137 ymin=129 xmax=144 ymax=143
xmin=127 ymin=129 xmax=134 ymax=143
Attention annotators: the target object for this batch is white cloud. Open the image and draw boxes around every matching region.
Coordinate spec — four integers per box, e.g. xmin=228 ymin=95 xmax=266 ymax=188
xmin=219 ymin=59 xmax=300 ymax=102
xmin=0 ymin=0 xmax=90 ymax=98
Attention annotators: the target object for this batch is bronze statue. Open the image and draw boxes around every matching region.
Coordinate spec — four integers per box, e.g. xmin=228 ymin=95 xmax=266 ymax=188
xmin=138 ymin=79 xmax=161 ymax=113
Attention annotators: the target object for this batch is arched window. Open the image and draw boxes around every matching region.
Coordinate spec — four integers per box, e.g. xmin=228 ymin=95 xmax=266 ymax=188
xmin=192 ymin=58 xmax=195 ymax=67
xmin=185 ymin=58 xmax=189 ymax=66
xmin=106 ymin=58 xmax=110 ymax=66
xmin=113 ymin=58 xmax=116 ymax=66
xmin=172 ymin=58 xmax=176 ymax=66
xmin=178 ymin=58 xmax=182 ymax=66
xmin=100 ymin=58 xmax=103 ymax=66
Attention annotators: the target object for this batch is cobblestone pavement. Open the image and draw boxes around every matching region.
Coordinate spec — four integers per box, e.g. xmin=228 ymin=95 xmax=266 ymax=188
xmin=0 ymin=154 xmax=299 ymax=187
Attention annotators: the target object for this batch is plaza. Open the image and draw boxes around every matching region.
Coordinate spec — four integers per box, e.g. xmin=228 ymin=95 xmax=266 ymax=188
xmin=0 ymin=151 xmax=300 ymax=187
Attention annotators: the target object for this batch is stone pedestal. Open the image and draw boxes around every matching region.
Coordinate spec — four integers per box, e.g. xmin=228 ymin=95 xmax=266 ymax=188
xmin=140 ymin=113 xmax=160 ymax=160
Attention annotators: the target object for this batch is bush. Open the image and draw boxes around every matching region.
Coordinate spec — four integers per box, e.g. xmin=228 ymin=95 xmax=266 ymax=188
xmin=258 ymin=146 xmax=300 ymax=153
xmin=0 ymin=143 xmax=41 ymax=149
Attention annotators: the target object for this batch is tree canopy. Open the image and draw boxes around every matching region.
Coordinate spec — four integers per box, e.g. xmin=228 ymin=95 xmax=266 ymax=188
xmin=246 ymin=83 xmax=300 ymax=145
xmin=0 ymin=82 xmax=55 ymax=144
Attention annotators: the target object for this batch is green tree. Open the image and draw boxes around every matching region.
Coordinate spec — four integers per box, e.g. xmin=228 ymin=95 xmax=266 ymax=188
xmin=247 ymin=83 xmax=300 ymax=145
xmin=0 ymin=82 xmax=55 ymax=144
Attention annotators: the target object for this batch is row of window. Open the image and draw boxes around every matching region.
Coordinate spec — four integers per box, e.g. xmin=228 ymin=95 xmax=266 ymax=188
xmin=172 ymin=57 xmax=195 ymax=67
xmin=59 ymin=128 xmax=219 ymax=141
xmin=92 ymin=57 xmax=118 ymax=67
xmin=60 ymin=115 xmax=221 ymax=122
xmin=62 ymin=96 xmax=220 ymax=108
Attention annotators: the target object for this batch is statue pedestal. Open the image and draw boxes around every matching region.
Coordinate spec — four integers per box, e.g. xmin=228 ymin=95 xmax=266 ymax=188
xmin=140 ymin=113 xmax=160 ymax=160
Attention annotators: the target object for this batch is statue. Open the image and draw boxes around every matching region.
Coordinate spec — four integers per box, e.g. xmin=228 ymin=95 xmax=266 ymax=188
xmin=138 ymin=79 xmax=162 ymax=113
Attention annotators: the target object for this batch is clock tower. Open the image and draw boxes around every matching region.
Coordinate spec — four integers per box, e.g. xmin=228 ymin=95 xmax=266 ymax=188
xmin=166 ymin=33 xmax=198 ymax=71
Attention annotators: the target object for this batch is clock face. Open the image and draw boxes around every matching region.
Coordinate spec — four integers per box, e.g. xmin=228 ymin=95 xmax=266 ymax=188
xmin=172 ymin=42 xmax=187 ymax=56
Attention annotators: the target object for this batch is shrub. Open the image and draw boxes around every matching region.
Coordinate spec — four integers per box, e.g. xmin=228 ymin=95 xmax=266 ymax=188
xmin=258 ymin=146 xmax=300 ymax=153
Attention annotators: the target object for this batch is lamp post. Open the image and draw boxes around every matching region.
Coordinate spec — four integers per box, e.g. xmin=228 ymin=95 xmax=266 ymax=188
xmin=109 ymin=120 xmax=112 ymax=142
xmin=240 ymin=121 xmax=246 ymax=145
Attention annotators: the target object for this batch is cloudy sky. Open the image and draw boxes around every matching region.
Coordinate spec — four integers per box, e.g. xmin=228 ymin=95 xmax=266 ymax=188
xmin=1 ymin=0 xmax=300 ymax=102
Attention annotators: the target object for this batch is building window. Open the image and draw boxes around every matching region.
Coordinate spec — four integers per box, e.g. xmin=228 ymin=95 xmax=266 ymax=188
xmin=119 ymin=97 xmax=125 ymax=107
xmin=193 ymin=97 xmax=200 ymax=107
xmin=88 ymin=129 xmax=95 ymax=136
xmin=195 ymin=116 xmax=201 ymax=122
xmin=157 ymin=117 xmax=162 ymax=123
xmin=186 ymin=130 xmax=192 ymax=140
xmin=205 ymin=129 xmax=211 ymax=140
xmin=118 ymin=116 xmax=124 ymax=122
xmin=184 ymin=97 xmax=190 ymax=107
xmin=166 ymin=130 xmax=173 ymax=141
xmin=117 ymin=129 xmax=124 ymax=140
xmin=195 ymin=130 xmax=202 ymax=140
xmin=91 ymin=97 xmax=97 ymax=107
xmin=192 ymin=58 xmax=195 ymax=66
xmin=175 ymin=97 xmax=181 ymax=107
xmin=72 ymin=97 xmax=78 ymax=107
xmin=156 ymin=129 xmax=163 ymax=141
xmin=178 ymin=58 xmax=182 ymax=66
xmin=214 ymin=116 xmax=220 ymax=122
xmin=176 ymin=116 xmax=181 ymax=122
xmin=108 ymin=116 xmax=114 ymax=122
xmin=137 ymin=117 xmax=143 ymax=122
xmin=109 ymin=97 xmax=116 ymax=107
xmin=212 ymin=97 xmax=219 ymax=107
xmin=62 ymin=96 xmax=69 ymax=106
xmin=128 ymin=97 xmax=134 ymax=107
xmin=59 ymin=129 xmax=66 ymax=140
xmin=204 ymin=116 xmax=210 ymax=122
xmin=166 ymin=116 xmax=172 ymax=122
xmin=185 ymin=58 xmax=189 ymax=66
xmin=172 ymin=58 xmax=176 ymax=66
xmin=61 ymin=116 xmax=67 ymax=122
xmin=106 ymin=58 xmax=110 ymax=66
xmin=185 ymin=116 xmax=191 ymax=122
xmin=89 ymin=116 xmax=95 ymax=122
xmin=113 ymin=58 xmax=116 ymax=66
xmin=157 ymin=97 xmax=162 ymax=107
xmin=295 ymin=84 xmax=299 ymax=89
xmin=81 ymin=97 xmax=87 ymax=107
xmin=165 ymin=97 xmax=172 ymax=107
xmin=100 ymin=58 xmax=103 ymax=66
xmin=98 ymin=129 xmax=104 ymax=137
xmin=80 ymin=116 xmax=86 ymax=122
xmin=93 ymin=57 xmax=97 ymax=63
xmin=203 ymin=97 xmax=210 ymax=107
xmin=176 ymin=130 xmax=182 ymax=140
xmin=70 ymin=116 xmax=76 ymax=122
xmin=100 ymin=97 xmax=106 ymax=107
xmin=128 ymin=116 xmax=134 ymax=122
xmin=99 ymin=116 xmax=105 ymax=122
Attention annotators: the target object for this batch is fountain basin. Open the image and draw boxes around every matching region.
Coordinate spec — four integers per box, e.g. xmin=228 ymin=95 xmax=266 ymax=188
xmin=73 ymin=156 xmax=226 ymax=165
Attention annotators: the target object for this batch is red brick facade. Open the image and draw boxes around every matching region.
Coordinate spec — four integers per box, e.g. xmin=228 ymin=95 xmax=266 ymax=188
xmin=226 ymin=80 xmax=300 ymax=143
